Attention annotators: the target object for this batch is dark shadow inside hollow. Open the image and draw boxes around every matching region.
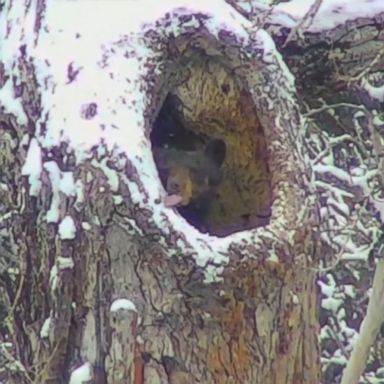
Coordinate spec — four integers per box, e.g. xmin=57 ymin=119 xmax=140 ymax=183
xmin=151 ymin=56 xmax=272 ymax=236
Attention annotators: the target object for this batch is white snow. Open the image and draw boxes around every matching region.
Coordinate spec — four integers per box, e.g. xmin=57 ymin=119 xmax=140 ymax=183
xmin=376 ymin=367 xmax=384 ymax=376
xmin=204 ymin=265 xmax=224 ymax=282
xmin=0 ymin=1 xmax=31 ymax=123
xmin=74 ymin=179 xmax=85 ymax=210
xmin=113 ymin=195 xmax=123 ymax=205
xmin=370 ymin=196 xmax=384 ymax=223
xmin=291 ymin=293 xmax=299 ymax=304
xmin=110 ymin=298 xmax=137 ymax=313
xmin=69 ymin=362 xmax=92 ymax=384
xmin=57 ymin=256 xmax=75 ymax=270
xmin=60 ymin=172 xmax=76 ymax=196
xmin=361 ymin=78 xmax=384 ymax=103
xmin=49 ymin=265 xmax=58 ymax=291
xmin=276 ymin=0 xmax=384 ymax=32
xmin=40 ymin=317 xmax=51 ymax=339
xmin=58 ymin=216 xmax=76 ymax=240
xmin=337 ymin=307 xmax=346 ymax=321
xmin=0 ymin=78 xmax=28 ymax=125
xmin=322 ymin=297 xmax=343 ymax=313
xmin=343 ymin=285 xmax=355 ymax=299
xmin=318 ymin=279 xmax=336 ymax=297
xmin=372 ymin=113 xmax=384 ymax=127
xmin=44 ymin=161 xmax=61 ymax=223
xmin=49 ymin=257 xmax=74 ymax=291
xmin=341 ymin=244 xmax=372 ymax=262
xmin=81 ymin=222 xmax=91 ymax=231
xmin=91 ymin=159 xmax=119 ymax=192
xmin=341 ymin=322 xmax=358 ymax=344
xmin=21 ymin=138 xmax=42 ymax=196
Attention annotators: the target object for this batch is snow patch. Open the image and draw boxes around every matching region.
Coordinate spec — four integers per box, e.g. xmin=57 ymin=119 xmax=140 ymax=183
xmin=57 ymin=256 xmax=75 ymax=270
xmin=361 ymin=78 xmax=384 ymax=102
xmin=318 ymin=279 xmax=336 ymax=297
xmin=321 ymin=298 xmax=344 ymax=314
xmin=49 ymin=257 xmax=74 ymax=291
xmin=74 ymin=179 xmax=85 ymax=210
xmin=44 ymin=161 xmax=61 ymax=223
xmin=49 ymin=265 xmax=58 ymax=291
xmin=81 ymin=222 xmax=91 ymax=231
xmin=69 ymin=362 xmax=92 ymax=384
xmin=60 ymin=172 xmax=76 ymax=196
xmin=58 ymin=216 xmax=76 ymax=240
xmin=113 ymin=195 xmax=123 ymax=205
xmin=22 ymin=138 xmax=42 ymax=196
xmin=0 ymin=79 xmax=28 ymax=125
xmin=91 ymin=159 xmax=119 ymax=192
xmin=277 ymin=0 xmax=384 ymax=32
xmin=40 ymin=317 xmax=51 ymax=339
xmin=110 ymin=298 xmax=137 ymax=313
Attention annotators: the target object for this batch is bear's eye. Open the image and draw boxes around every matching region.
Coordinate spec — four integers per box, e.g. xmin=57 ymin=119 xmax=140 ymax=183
xmin=168 ymin=179 xmax=180 ymax=193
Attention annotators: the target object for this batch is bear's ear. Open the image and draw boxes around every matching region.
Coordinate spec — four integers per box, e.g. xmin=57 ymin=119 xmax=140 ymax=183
xmin=204 ymin=138 xmax=226 ymax=167
xmin=152 ymin=146 xmax=168 ymax=169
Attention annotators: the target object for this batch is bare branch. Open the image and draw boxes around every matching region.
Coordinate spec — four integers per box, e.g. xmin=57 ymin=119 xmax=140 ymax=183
xmin=282 ymin=0 xmax=323 ymax=48
xmin=340 ymin=258 xmax=384 ymax=384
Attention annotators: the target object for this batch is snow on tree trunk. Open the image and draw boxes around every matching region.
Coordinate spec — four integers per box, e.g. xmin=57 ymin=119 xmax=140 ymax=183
xmin=1 ymin=1 xmax=383 ymax=384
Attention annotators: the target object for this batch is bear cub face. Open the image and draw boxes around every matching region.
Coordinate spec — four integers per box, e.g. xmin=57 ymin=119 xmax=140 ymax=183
xmin=154 ymin=139 xmax=226 ymax=210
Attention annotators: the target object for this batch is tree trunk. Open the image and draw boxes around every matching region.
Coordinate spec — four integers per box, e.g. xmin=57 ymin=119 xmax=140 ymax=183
xmin=1 ymin=1 xmax=383 ymax=384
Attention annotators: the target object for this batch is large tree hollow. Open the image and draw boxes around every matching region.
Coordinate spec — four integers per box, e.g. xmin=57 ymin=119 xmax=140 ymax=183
xmin=151 ymin=53 xmax=272 ymax=236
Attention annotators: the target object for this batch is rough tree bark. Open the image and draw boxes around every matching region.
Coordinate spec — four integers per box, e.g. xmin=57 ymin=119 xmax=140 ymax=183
xmin=0 ymin=1 xmax=383 ymax=384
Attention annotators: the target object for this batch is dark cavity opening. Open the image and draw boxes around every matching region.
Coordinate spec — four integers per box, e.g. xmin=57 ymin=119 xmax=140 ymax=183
xmin=151 ymin=56 xmax=272 ymax=236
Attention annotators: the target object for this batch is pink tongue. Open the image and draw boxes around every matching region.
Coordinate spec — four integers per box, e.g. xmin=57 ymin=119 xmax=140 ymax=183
xmin=164 ymin=194 xmax=183 ymax=207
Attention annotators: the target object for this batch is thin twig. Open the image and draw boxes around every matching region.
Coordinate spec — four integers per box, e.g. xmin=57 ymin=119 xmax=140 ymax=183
xmin=303 ymin=103 xmax=366 ymax=118
xmin=282 ymin=0 xmax=323 ymax=48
